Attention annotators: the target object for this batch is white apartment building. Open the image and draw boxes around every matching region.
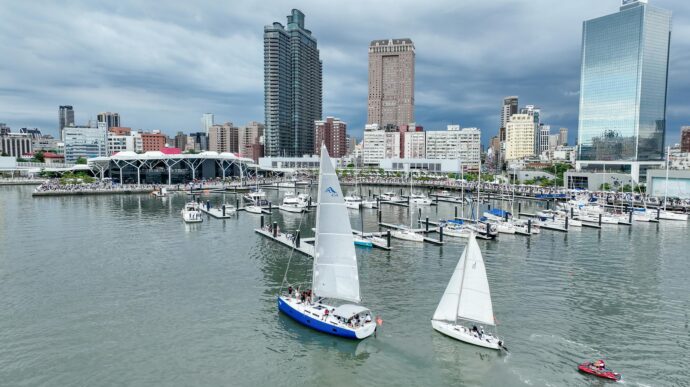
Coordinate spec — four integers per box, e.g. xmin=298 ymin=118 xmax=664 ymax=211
xmin=362 ymin=124 xmax=400 ymax=165
xmin=425 ymin=126 xmax=481 ymax=170
xmin=505 ymin=114 xmax=536 ymax=161
xmin=107 ymin=132 xmax=142 ymax=155
xmin=403 ymin=131 xmax=426 ymax=159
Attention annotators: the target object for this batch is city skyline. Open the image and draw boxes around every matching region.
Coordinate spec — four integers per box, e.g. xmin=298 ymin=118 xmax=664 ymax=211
xmin=1 ymin=0 xmax=689 ymax=147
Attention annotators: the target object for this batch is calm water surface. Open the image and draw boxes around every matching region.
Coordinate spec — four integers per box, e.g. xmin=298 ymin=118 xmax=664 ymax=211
xmin=1 ymin=185 xmax=688 ymax=386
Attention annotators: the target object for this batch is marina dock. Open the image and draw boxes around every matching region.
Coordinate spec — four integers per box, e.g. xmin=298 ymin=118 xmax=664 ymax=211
xmin=254 ymin=228 xmax=315 ymax=257
xmin=377 ymin=222 xmax=445 ymax=245
xmin=200 ymin=205 xmax=236 ymax=219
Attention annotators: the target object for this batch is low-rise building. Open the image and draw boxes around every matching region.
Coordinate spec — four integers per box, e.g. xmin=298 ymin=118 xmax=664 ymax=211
xmin=378 ymin=158 xmax=466 ymax=174
xmin=0 ymin=133 xmax=32 ymax=158
xmin=63 ymin=124 xmax=107 ymax=163
xmin=403 ymin=131 xmax=426 ymax=159
xmin=363 ymin=124 xmax=400 ymax=165
xmin=140 ymin=131 xmax=166 ymax=152
xmin=646 ymin=169 xmax=690 ymax=199
xmin=425 ymin=126 xmax=481 ymax=170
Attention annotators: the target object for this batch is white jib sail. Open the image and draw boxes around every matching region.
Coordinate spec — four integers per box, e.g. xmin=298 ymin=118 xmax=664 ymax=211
xmin=433 ymin=234 xmax=495 ymax=326
xmin=312 ymin=145 xmax=360 ymax=303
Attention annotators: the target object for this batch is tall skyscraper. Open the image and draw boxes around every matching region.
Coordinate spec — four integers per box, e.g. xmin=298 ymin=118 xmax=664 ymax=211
xmin=97 ymin=112 xmax=120 ymax=130
xmin=314 ymin=117 xmax=347 ymax=158
xmin=264 ymin=9 xmax=322 ymax=157
xmin=58 ymin=105 xmax=75 ymax=139
xmin=500 ymin=97 xmax=518 ymax=129
xmin=578 ymin=0 xmax=671 ymax=163
xmin=558 ymin=128 xmax=569 ymax=146
xmin=201 ymin=113 xmax=214 ymax=135
xmin=681 ymin=126 xmax=690 ymax=153
xmin=367 ymin=39 xmax=415 ymax=129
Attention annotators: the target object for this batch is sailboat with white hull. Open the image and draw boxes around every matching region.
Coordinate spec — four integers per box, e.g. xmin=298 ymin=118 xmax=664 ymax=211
xmin=431 ymin=234 xmax=506 ymax=350
xmin=277 ymin=145 xmax=377 ymax=340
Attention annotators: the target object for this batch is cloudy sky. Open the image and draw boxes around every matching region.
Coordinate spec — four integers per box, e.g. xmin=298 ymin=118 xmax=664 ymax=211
xmin=1 ymin=0 xmax=689 ymax=146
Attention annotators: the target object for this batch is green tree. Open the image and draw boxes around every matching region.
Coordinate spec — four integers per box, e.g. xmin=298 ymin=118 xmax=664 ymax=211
xmin=1 ymin=151 xmax=8 ymax=157
xmin=621 ymin=184 xmax=633 ymax=193
xmin=33 ymin=151 xmax=45 ymax=163
xmin=600 ymin=183 xmax=611 ymax=191
xmin=76 ymin=157 xmax=87 ymax=165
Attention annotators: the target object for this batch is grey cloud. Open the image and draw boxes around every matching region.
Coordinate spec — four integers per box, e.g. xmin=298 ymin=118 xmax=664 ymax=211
xmin=0 ymin=0 xmax=688 ymax=147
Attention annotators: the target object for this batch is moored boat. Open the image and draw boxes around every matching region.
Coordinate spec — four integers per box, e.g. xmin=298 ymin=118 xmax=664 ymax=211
xmin=181 ymin=201 xmax=203 ymax=223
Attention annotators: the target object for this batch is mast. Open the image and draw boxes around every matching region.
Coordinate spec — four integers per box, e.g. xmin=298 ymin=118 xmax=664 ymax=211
xmin=476 ymin=164 xmax=482 ymax=221
xmin=460 ymin=161 xmax=464 ymax=219
xmin=664 ymin=146 xmax=670 ymax=211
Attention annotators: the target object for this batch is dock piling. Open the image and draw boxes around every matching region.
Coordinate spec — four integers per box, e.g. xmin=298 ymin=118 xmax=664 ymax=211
xmin=296 ymin=231 xmax=301 ymax=248
xmin=528 ymin=219 xmax=532 ymax=234
xmin=378 ymin=209 xmax=382 ymax=223
xmin=273 ymin=222 xmax=278 ymax=238
xmin=454 ymin=206 xmax=458 ymax=218
xmin=222 ymin=205 xmax=226 ymax=217
xmin=598 ymin=214 xmax=602 ymax=227
xmin=386 ymin=230 xmax=391 ymax=248
xmin=518 ymin=202 xmax=522 ymax=214
xmin=565 ymin=216 xmax=569 ymax=230
xmin=425 ymin=217 xmax=429 ymax=232
xmin=439 ymin=226 xmax=444 ymax=242
xmin=261 ymin=215 xmax=264 ymax=228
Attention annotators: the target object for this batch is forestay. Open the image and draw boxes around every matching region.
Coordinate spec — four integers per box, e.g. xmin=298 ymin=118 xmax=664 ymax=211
xmin=312 ymin=145 xmax=360 ymax=303
xmin=433 ymin=234 xmax=495 ymax=326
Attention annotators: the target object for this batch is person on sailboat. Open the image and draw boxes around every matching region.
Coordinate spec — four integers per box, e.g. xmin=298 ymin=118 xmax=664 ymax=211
xmin=322 ymin=308 xmax=329 ymax=321
xmin=288 ymin=286 xmax=293 ymax=296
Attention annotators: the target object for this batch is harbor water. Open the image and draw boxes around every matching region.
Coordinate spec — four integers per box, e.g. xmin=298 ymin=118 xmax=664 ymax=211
xmin=1 ymin=185 xmax=688 ymax=386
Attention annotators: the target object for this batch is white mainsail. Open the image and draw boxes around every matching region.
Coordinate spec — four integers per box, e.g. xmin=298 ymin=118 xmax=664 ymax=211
xmin=433 ymin=234 xmax=495 ymax=326
xmin=312 ymin=145 xmax=360 ymax=303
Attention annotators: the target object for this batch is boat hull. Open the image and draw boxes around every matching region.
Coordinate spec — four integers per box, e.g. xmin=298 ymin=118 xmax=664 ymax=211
xmin=279 ymin=205 xmax=305 ymax=213
xmin=431 ymin=320 xmax=500 ymax=350
xmin=577 ymin=363 xmax=621 ymax=381
xmin=278 ymin=297 xmax=375 ymax=340
xmin=391 ymin=230 xmax=424 ymax=242
xmin=244 ymin=206 xmax=263 ymax=214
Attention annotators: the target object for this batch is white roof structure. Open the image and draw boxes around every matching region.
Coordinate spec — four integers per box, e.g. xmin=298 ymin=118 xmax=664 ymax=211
xmin=332 ymin=305 xmax=370 ymax=319
xmin=90 ymin=150 xmax=254 ymax=164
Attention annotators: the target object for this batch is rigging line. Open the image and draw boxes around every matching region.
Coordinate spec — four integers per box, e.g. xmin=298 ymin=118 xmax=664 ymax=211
xmin=279 ymin=191 xmax=308 ymax=295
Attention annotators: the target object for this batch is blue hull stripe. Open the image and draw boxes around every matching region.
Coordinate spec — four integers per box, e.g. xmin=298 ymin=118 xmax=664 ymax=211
xmin=278 ymin=298 xmax=358 ymax=339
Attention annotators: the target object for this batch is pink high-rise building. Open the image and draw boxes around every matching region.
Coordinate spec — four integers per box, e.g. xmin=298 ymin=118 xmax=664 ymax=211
xmin=314 ymin=117 xmax=347 ymax=157
xmin=367 ymin=39 xmax=415 ymax=129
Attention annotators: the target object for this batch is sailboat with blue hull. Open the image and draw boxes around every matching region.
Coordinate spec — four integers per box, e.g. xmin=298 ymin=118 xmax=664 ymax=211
xmin=278 ymin=145 xmax=377 ymax=340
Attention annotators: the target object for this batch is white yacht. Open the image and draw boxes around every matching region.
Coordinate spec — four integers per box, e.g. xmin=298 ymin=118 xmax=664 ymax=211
xmin=181 ymin=202 xmax=203 ymax=223
xmin=244 ymin=205 xmax=263 ymax=214
xmin=380 ymin=192 xmax=404 ymax=202
xmin=279 ymin=192 xmax=307 ymax=213
xmin=344 ymin=194 xmax=363 ymax=210
xmin=410 ymin=193 xmax=432 ymax=205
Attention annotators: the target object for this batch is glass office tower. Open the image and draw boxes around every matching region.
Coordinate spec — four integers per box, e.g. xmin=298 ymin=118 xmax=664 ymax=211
xmin=578 ymin=0 xmax=671 ymax=162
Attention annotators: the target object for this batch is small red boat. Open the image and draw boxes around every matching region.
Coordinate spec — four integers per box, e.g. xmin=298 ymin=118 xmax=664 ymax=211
xmin=578 ymin=360 xmax=621 ymax=381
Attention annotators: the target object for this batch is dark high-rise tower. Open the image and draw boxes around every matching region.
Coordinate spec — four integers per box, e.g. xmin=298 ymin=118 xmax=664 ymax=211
xmin=58 ymin=105 xmax=75 ymax=140
xmin=264 ymin=9 xmax=322 ymax=157
xmin=500 ymin=97 xmax=518 ymax=129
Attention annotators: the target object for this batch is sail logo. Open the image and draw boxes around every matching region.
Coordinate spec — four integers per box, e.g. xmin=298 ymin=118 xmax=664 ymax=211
xmin=325 ymin=187 xmax=338 ymax=197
